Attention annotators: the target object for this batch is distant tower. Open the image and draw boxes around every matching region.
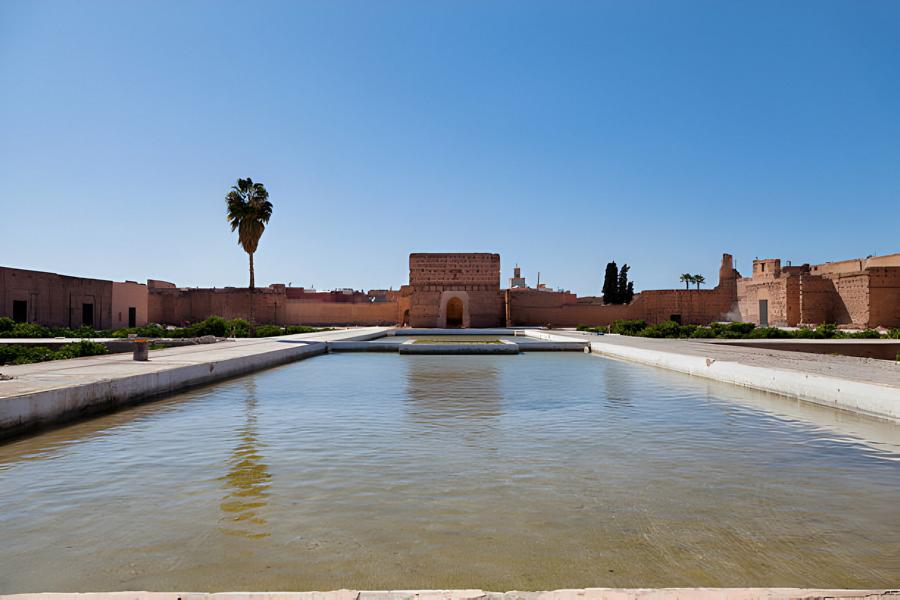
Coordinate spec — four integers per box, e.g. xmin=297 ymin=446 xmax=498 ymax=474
xmin=509 ymin=264 xmax=527 ymax=288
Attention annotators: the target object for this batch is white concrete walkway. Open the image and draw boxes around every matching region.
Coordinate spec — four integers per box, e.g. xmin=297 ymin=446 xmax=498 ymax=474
xmin=1 ymin=589 xmax=895 ymax=600
xmin=553 ymin=331 xmax=900 ymax=423
xmin=0 ymin=327 xmax=388 ymax=438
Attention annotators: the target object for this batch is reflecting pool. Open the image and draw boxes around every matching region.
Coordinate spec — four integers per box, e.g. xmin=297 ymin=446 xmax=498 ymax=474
xmin=0 ymin=353 xmax=898 ymax=591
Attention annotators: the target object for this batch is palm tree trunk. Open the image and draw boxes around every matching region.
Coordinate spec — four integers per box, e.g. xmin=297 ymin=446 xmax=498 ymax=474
xmin=248 ymin=252 xmax=256 ymax=336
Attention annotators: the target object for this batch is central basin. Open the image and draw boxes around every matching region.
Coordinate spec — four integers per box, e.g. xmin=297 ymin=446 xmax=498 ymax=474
xmin=0 ymin=353 xmax=898 ymax=591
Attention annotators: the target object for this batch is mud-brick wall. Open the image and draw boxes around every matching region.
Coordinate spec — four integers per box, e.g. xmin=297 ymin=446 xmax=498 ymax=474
xmin=634 ymin=288 xmax=734 ymax=325
xmin=507 ymin=294 xmax=633 ymax=327
xmin=832 ymin=272 xmax=870 ymax=326
xmin=864 ymin=268 xmax=899 ymax=328
xmin=408 ymin=253 xmax=503 ymax=327
xmin=281 ymin=299 xmax=400 ymax=326
xmin=799 ymin=275 xmax=836 ymax=325
xmin=0 ymin=267 xmax=114 ymax=329
xmin=149 ymin=287 xmax=402 ymax=326
xmin=737 ymin=277 xmax=790 ymax=325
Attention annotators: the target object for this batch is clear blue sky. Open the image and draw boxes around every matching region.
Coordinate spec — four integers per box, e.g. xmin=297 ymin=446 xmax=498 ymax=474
xmin=1 ymin=1 xmax=898 ymax=295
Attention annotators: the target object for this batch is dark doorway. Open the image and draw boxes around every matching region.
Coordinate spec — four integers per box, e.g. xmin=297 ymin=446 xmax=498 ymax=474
xmin=669 ymin=314 xmax=682 ymax=325
xmin=128 ymin=307 xmax=137 ymax=328
xmin=446 ymin=297 xmax=464 ymax=328
xmin=401 ymin=309 xmax=410 ymax=327
xmin=12 ymin=300 xmax=27 ymax=323
xmin=82 ymin=303 xmax=94 ymax=327
xmin=759 ymin=300 xmax=769 ymax=327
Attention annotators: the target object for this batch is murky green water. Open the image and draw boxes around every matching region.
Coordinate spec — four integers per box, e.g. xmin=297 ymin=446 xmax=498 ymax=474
xmin=1 ymin=353 xmax=898 ymax=592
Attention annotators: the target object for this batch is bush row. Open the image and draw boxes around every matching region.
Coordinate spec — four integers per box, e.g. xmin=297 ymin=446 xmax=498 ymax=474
xmin=577 ymin=320 xmax=898 ymax=340
xmin=0 ymin=316 xmax=330 ymax=340
xmin=0 ymin=340 xmax=109 ymax=366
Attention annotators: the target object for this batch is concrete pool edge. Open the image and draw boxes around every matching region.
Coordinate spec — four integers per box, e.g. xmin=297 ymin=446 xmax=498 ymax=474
xmin=578 ymin=335 xmax=900 ymax=423
xmin=0 ymin=328 xmax=390 ymax=440
xmin=1 ymin=589 xmax=897 ymax=600
xmin=2 ymin=326 xmax=898 ymax=438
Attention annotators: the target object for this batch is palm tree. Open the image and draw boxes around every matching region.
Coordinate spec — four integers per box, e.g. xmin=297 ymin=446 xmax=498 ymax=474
xmin=693 ymin=274 xmax=706 ymax=289
xmin=679 ymin=273 xmax=694 ymax=290
xmin=226 ymin=178 xmax=273 ymax=335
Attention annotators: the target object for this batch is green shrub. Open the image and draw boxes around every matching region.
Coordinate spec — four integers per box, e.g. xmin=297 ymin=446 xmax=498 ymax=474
xmin=887 ymin=329 xmax=900 ymax=340
xmin=748 ymin=327 xmax=792 ymax=339
xmin=610 ymin=320 xmax=647 ymax=336
xmin=110 ymin=324 xmax=169 ymax=338
xmin=638 ymin=320 xmax=684 ymax=338
xmin=225 ymin=318 xmax=250 ymax=337
xmin=284 ymin=325 xmax=328 ymax=335
xmin=575 ymin=324 xmax=590 ymax=332
xmin=0 ymin=317 xmax=15 ymax=333
xmin=710 ymin=322 xmax=755 ymax=336
xmin=815 ymin=323 xmax=839 ymax=338
xmin=254 ymin=325 xmax=284 ymax=337
xmin=8 ymin=322 xmax=52 ymax=338
xmin=0 ymin=340 xmax=109 ymax=365
xmin=846 ymin=329 xmax=881 ymax=339
xmin=689 ymin=327 xmax=716 ymax=338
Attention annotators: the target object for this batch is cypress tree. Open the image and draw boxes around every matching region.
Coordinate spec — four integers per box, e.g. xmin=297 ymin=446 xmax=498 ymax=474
xmin=625 ymin=281 xmax=634 ymax=303
xmin=602 ymin=262 xmax=619 ymax=304
xmin=617 ymin=264 xmax=631 ymax=304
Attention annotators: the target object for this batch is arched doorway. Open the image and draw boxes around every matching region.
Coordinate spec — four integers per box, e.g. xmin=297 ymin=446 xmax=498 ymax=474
xmin=401 ymin=309 xmax=410 ymax=327
xmin=446 ymin=297 xmax=464 ymax=328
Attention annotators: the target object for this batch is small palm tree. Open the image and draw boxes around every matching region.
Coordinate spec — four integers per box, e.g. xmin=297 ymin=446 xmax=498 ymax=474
xmin=693 ymin=274 xmax=706 ymax=289
xmin=226 ymin=178 xmax=273 ymax=335
xmin=679 ymin=273 xmax=694 ymax=290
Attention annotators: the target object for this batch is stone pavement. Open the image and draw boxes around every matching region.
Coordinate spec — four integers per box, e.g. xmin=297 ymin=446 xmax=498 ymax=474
xmin=555 ymin=330 xmax=900 ymax=422
xmin=0 ymin=327 xmax=388 ymax=438
xmin=1 ymin=589 xmax=896 ymax=600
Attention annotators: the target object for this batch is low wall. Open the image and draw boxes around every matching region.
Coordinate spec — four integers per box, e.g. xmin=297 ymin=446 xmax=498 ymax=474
xmin=507 ymin=287 xmax=735 ymax=327
xmin=703 ymin=339 xmax=900 ymax=361
xmin=587 ymin=338 xmax=900 ymax=422
xmin=0 ymin=342 xmax=326 ymax=440
xmin=149 ymin=287 xmax=401 ymax=326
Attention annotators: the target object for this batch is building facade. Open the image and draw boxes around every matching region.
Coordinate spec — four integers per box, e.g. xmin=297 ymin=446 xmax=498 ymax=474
xmin=408 ymin=253 xmax=504 ymax=327
xmin=2 ymin=251 xmax=897 ymax=330
xmin=736 ymin=254 xmax=900 ymax=328
xmin=0 ymin=267 xmax=148 ymax=330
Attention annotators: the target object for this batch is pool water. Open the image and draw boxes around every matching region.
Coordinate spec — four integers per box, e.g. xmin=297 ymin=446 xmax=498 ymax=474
xmin=0 ymin=353 xmax=898 ymax=591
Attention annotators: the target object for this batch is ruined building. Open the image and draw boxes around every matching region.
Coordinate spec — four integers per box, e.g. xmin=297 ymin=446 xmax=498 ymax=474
xmin=2 ymin=251 xmax=897 ymax=330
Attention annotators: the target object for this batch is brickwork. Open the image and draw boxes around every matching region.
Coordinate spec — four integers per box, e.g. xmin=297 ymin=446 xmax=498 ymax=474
xmin=147 ymin=286 xmax=401 ymax=326
xmin=798 ymin=274 xmax=835 ymax=325
xmin=0 ymin=267 xmax=116 ymax=329
xmin=3 ymin=252 xmax=896 ymax=331
xmin=408 ymin=253 xmax=504 ymax=327
xmin=868 ymin=267 xmax=900 ymax=328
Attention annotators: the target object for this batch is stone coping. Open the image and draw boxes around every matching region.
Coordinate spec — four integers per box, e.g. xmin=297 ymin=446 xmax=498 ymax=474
xmin=552 ymin=331 xmax=900 ymax=423
xmin=2 ymin=590 xmax=896 ymax=600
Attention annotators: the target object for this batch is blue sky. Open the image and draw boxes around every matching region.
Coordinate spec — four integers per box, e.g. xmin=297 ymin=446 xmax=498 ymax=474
xmin=1 ymin=1 xmax=898 ymax=295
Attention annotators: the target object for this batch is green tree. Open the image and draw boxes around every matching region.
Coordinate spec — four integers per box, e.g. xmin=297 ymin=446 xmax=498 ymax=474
xmin=625 ymin=281 xmax=634 ymax=303
xmin=616 ymin=264 xmax=631 ymax=304
xmin=693 ymin=274 xmax=706 ymax=289
xmin=602 ymin=262 xmax=619 ymax=304
xmin=226 ymin=178 xmax=273 ymax=335
xmin=679 ymin=273 xmax=694 ymax=290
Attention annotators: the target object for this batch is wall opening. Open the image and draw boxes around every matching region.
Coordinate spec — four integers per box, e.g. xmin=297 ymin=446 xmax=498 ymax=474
xmin=82 ymin=303 xmax=94 ymax=327
xmin=759 ymin=299 xmax=769 ymax=327
xmin=669 ymin=314 xmax=682 ymax=325
xmin=128 ymin=307 xmax=137 ymax=328
xmin=12 ymin=300 xmax=27 ymax=323
xmin=446 ymin=297 xmax=464 ymax=328
xmin=401 ymin=309 xmax=410 ymax=327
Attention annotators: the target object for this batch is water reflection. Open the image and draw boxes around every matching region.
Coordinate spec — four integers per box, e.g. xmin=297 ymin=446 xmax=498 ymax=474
xmin=218 ymin=379 xmax=271 ymax=539
xmin=403 ymin=356 xmax=502 ymax=423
